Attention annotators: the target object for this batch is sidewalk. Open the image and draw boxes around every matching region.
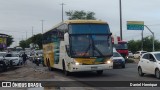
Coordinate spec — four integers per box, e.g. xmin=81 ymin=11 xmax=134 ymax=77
xmin=0 ymin=60 xmax=96 ymax=90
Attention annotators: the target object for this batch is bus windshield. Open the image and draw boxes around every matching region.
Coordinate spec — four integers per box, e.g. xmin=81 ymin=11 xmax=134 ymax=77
xmin=70 ymin=35 xmax=112 ymax=57
xmin=69 ymin=24 xmax=110 ymax=34
xmin=115 ymin=43 xmax=128 ymax=50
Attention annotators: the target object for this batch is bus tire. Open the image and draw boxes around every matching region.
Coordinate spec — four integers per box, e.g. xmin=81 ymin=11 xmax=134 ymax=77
xmin=62 ymin=60 xmax=70 ymax=76
xmin=47 ymin=59 xmax=54 ymax=71
xmin=97 ymin=70 xmax=103 ymax=75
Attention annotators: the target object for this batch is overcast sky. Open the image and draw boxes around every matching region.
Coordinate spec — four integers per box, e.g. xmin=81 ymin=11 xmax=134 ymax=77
xmin=0 ymin=0 xmax=160 ymax=47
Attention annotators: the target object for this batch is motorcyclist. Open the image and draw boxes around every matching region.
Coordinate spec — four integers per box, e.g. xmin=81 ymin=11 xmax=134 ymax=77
xmin=35 ymin=53 xmax=39 ymax=66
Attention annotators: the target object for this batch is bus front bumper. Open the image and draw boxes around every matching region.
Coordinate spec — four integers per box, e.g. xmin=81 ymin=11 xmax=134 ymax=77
xmin=69 ymin=63 xmax=113 ymax=72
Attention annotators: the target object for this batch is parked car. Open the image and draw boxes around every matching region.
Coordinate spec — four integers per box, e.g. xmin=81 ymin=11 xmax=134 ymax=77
xmin=134 ymin=51 xmax=147 ymax=59
xmin=127 ymin=51 xmax=133 ymax=58
xmin=112 ymin=51 xmax=125 ymax=68
xmin=4 ymin=53 xmax=23 ymax=66
xmin=0 ymin=52 xmax=8 ymax=71
xmin=138 ymin=52 xmax=160 ymax=79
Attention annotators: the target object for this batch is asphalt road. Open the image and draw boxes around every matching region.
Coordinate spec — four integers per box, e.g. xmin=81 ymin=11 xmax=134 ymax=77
xmin=53 ymin=63 xmax=160 ymax=90
xmin=1 ymin=61 xmax=160 ymax=90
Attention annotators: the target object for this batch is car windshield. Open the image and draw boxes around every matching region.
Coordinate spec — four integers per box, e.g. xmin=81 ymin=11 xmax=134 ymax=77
xmin=113 ymin=52 xmax=122 ymax=57
xmin=37 ymin=51 xmax=43 ymax=54
xmin=154 ymin=53 xmax=160 ymax=61
xmin=114 ymin=43 xmax=128 ymax=49
xmin=5 ymin=54 xmax=18 ymax=57
xmin=0 ymin=53 xmax=6 ymax=57
xmin=141 ymin=51 xmax=147 ymax=54
xmin=70 ymin=35 xmax=112 ymax=57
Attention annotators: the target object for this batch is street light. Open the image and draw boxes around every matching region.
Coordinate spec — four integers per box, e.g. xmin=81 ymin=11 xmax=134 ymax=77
xmin=144 ymin=25 xmax=155 ymax=51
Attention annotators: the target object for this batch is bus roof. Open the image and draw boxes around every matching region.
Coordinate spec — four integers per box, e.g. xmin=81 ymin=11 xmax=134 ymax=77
xmin=64 ymin=20 xmax=108 ymax=24
xmin=44 ymin=20 xmax=108 ymax=34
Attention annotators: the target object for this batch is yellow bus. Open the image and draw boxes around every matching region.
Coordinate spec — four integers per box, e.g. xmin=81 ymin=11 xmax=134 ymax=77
xmin=43 ymin=20 xmax=113 ymax=75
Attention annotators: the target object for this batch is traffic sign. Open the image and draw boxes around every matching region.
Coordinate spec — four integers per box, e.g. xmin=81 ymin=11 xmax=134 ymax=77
xmin=127 ymin=21 xmax=144 ymax=30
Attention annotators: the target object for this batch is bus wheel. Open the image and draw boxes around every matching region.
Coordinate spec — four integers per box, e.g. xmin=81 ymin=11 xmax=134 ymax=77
xmin=47 ymin=59 xmax=54 ymax=71
xmin=97 ymin=70 xmax=103 ymax=75
xmin=62 ymin=60 xmax=70 ymax=76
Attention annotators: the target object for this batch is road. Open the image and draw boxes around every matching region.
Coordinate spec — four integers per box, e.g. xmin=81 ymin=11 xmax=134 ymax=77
xmin=0 ymin=60 xmax=160 ymax=90
xmin=52 ymin=63 xmax=160 ymax=90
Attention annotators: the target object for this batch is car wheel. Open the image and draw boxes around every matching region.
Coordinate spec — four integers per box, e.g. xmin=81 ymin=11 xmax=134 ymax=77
xmin=122 ymin=64 xmax=125 ymax=68
xmin=17 ymin=62 xmax=20 ymax=66
xmin=155 ymin=69 xmax=160 ymax=79
xmin=138 ymin=67 xmax=144 ymax=76
xmin=2 ymin=62 xmax=7 ymax=71
xmin=10 ymin=60 xmax=13 ymax=67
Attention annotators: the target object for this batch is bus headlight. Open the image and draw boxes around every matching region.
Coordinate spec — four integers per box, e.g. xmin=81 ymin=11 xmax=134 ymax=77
xmin=73 ymin=59 xmax=82 ymax=65
xmin=107 ymin=60 xmax=111 ymax=64
xmin=75 ymin=62 xmax=80 ymax=65
xmin=105 ymin=60 xmax=112 ymax=64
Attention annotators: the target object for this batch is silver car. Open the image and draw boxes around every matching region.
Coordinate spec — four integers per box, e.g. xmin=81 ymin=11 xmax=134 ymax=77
xmin=4 ymin=53 xmax=23 ymax=66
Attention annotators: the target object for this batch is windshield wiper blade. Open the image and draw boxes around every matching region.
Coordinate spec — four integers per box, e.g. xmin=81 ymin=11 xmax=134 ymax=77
xmin=93 ymin=45 xmax=104 ymax=56
xmin=82 ymin=43 xmax=91 ymax=57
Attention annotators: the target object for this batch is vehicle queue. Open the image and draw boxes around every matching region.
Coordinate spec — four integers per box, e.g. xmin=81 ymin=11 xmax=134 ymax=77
xmin=0 ymin=50 xmax=43 ymax=71
xmin=1 ymin=47 xmax=160 ymax=79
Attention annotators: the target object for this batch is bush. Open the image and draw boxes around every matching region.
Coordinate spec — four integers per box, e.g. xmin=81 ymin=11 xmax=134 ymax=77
xmin=125 ymin=58 xmax=135 ymax=63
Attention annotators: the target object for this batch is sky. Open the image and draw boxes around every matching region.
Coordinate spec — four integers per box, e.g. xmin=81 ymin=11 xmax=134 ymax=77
xmin=0 ymin=0 xmax=160 ymax=47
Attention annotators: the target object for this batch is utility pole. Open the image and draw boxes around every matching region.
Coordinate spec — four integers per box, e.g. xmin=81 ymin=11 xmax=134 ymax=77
xmin=26 ymin=31 xmax=27 ymax=40
xmin=60 ymin=3 xmax=65 ymax=22
xmin=141 ymin=30 xmax=144 ymax=51
xmin=119 ymin=0 xmax=123 ymax=40
xmin=41 ymin=20 xmax=44 ymax=34
xmin=32 ymin=26 xmax=34 ymax=36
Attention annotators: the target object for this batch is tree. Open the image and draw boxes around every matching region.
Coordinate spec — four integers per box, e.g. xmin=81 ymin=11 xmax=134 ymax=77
xmin=19 ymin=40 xmax=28 ymax=49
xmin=31 ymin=34 xmax=42 ymax=49
xmin=6 ymin=35 xmax=14 ymax=47
xmin=66 ymin=10 xmax=96 ymax=20
xmin=128 ymin=36 xmax=160 ymax=53
xmin=19 ymin=33 xmax=43 ymax=49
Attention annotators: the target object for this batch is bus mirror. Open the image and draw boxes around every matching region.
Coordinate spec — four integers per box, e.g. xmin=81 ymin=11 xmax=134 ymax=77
xmin=109 ymin=33 xmax=112 ymax=36
xmin=64 ymin=33 xmax=69 ymax=45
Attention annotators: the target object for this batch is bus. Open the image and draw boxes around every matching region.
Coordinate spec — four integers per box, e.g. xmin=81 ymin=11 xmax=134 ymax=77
xmin=43 ymin=20 xmax=113 ymax=75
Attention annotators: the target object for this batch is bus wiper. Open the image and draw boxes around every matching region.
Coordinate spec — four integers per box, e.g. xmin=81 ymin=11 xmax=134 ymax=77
xmin=93 ymin=45 xmax=104 ymax=56
xmin=82 ymin=43 xmax=91 ymax=57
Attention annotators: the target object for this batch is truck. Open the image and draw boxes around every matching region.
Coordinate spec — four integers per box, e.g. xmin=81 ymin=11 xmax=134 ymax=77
xmin=112 ymin=36 xmax=128 ymax=58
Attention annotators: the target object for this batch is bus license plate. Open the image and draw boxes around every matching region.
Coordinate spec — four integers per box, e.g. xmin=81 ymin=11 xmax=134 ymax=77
xmin=91 ymin=66 xmax=97 ymax=70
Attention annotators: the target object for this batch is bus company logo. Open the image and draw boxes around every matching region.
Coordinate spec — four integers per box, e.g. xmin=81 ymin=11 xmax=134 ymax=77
xmin=2 ymin=82 xmax=11 ymax=87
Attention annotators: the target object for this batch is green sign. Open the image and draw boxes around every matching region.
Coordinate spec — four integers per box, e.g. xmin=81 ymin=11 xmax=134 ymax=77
xmin=127 ymin=21 xmax=144 ymax=30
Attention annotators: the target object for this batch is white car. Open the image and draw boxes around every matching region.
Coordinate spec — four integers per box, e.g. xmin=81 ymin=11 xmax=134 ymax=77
xmin=112 ymin=51 xmax=125 ymax=68
xmin=138 ymin=52 xmax=160 ymax=79
xmin=134 ymin=51 xmax=147 ymax=59
xmin=128 ymin=51 xmax=133 ymax=58
xmin=0 ymin=52 xmax=7 ymax=60
xmin=4 ymin=53 xmax=23 ymax=66
xmin=0 ymin=52 xmax=8 ymax=71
